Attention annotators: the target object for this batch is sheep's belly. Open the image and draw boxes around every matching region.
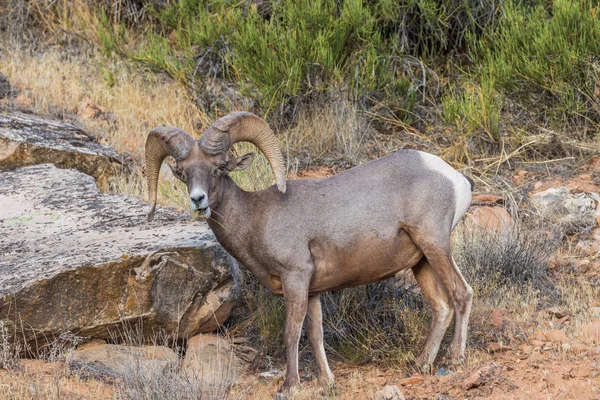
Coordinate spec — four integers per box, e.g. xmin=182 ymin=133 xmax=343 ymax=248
xmin=308 ymin=229 xmax=422 ymax=295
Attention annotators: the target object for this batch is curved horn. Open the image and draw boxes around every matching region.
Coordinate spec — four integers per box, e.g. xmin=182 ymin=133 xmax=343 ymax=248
xmin=145 ymin=127 xmax=195 ymax=222
xmin=199 ymin=112 xmax=286 ymax=193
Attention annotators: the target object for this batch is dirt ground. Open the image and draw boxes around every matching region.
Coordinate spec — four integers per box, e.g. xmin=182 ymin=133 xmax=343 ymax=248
xmin=2 ymin=347 xmax=597 ymax=400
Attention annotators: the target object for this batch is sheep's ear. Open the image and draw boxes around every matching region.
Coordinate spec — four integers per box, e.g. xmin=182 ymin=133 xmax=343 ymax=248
xmin=226 ymin=152 xmax=254 ymax=172
xmin=168 ymin=164 xmax=184 ymax=181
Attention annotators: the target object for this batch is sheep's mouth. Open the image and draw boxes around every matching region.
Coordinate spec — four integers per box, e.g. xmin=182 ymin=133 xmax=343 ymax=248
xmin=193 ymin=206 xmax=211 ymax=220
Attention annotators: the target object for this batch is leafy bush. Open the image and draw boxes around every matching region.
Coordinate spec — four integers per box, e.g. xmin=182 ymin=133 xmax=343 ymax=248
xmin=471 ymin=0 xmax=600 ymax=126
xmin=131 ymin=0 xmax=502 ymax=109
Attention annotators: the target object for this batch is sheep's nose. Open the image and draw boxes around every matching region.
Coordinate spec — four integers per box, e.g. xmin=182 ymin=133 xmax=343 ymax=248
xmin=191 ymin=194 xmax=206 ymax=205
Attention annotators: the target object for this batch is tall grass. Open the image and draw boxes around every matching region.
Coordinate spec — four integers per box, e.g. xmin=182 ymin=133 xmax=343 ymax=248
xmin=470 ymin=0 xmax=600 ymax=128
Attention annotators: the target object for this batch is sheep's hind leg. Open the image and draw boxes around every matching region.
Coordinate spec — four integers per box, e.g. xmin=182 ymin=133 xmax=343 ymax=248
xmin=411 ymin=257 xmax=453 ymax=371
xmin=306 ymin=294 xmax=335 ymax=387
xmin=447 ymin=255 xmax=473 ymax=362
xmin=279 ymin=272 xmax=310 ymax=393
xmin=413 ymin=233 xmax=474 ymax=365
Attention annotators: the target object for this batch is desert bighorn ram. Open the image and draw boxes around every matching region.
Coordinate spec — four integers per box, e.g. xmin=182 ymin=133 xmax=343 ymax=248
xmin=145 ymin=112 xmax=474 ymax=393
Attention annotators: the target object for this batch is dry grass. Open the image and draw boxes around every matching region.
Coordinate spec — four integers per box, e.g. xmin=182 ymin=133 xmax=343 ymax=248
xmin=281 ymin=97 xmax=373 ymax=166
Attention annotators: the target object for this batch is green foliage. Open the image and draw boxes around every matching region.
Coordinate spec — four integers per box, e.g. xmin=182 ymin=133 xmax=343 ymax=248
xmin=97 ymin=7 xmax=126 ymax=57
xmin=471 ymin=0 xmax=600 ymax=124
xmin=131 ymin=0 xmax=501 ymax=110
xmin=441 ymin=74 xmax=502 ymax=142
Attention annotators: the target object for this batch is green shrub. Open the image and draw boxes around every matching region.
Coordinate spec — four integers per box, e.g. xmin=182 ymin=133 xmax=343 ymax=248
xmin=470 ymin=0 xmax=600 ymax=125
xmin=132 ymin=0 xmax=502 ymax=112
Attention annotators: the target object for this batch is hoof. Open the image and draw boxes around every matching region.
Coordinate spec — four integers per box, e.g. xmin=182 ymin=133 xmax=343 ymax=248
xmin=320 ymin=380 xmax=338 ymax=397
xmin=449 ymin=350 xmax=466 ymax=365
xmin=277 ymin=380 xmax=301 ymax=396
xmin=410 ymin=358 xmax=433 ymax=375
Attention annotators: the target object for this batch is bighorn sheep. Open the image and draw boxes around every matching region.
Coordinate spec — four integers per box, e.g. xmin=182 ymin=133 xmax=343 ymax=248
xmin=145 ymin=112 xmax=473 ymax=393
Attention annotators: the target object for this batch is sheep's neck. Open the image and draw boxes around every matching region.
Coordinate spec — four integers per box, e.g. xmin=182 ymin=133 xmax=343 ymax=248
xmin=207 ymin=176 xmax=254 ymax=259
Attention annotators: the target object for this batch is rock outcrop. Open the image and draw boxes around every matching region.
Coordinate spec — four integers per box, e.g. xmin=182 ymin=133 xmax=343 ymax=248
xmin=0 ymin=112 xmax=124 ymax=186
xmin=0 ymin=164 xmax=237 ymax=351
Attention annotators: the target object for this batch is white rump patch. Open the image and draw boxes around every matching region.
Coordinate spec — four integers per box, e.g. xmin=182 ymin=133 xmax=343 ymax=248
xmin=417 ymin=151 xmax=472 ymax=228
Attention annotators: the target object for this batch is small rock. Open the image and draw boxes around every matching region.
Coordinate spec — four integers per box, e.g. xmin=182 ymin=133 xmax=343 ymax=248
xmin=258 ymin=369 xmax=283 ymax=384
xmin=576 ymin=240 xmax=600 ymax=256
xmin=581 ymin=320 xmax=600 ymax=344
xmin=530 ymin=339 xmax=546 ymax=348
xmin=512 ymin=170 xmax=528 ymax=185
xmin=588 ymin=155 xmax=600 ymax=169
xmin=556 ymin=315 xmax=571 ymax=326
xmin=399 ymin=375 xmax=423 ymax=386
xmin=531 ymin=187 xmax=597 ymax=230
xmin=573 ymin=259 xmax=592 ymax=273
xmin=518 ymin=344 xmax=533 ymax=354
xmin=15 ymin=94 xmax=33 ymax=108
xmin=435 ymin=367 xmax=452 ymax=376
xmin=543 ymin=307 xmax=569 ymax=319
xmin=462 ymin=363 xmax=498 ymax=390
xmin=472 ymin=194 xmax=504 ymax=205
xmin=182 ymin=334 xmax=240 ymax=387
xmin=71 ymin=344 xmax=177 ymax=380
xmin=535 ymin=329 xmax=568 ymax=344
xmin=570 ymin=343 xmax=591 ymax=353
xmin=375 ymin=385 xmax=405 ymax=400
xmin=490 ymin=309 xmax=505 ymax=329
xmin=486 ymin=342 xmax=508 ymax=353
xmin=77 ymin=96 xmax=107 ymax=119
xmin=466 ymin=206 xmax=513 ymax=234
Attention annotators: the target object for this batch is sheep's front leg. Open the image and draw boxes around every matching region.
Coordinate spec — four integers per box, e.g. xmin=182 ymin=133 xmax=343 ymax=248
xmin=279 ymin=273 xmax=310 ymax=393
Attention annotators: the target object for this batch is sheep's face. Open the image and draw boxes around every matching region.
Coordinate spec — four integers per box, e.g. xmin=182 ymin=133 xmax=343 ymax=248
xmin=170 ymin=149 xmax=255 ymax=219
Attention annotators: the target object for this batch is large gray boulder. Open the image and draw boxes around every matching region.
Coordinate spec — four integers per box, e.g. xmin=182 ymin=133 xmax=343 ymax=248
xmin=0 ymin=164 xmax=237 ymax=351
xmin=0 ymin=112 xmax=124 ymax=187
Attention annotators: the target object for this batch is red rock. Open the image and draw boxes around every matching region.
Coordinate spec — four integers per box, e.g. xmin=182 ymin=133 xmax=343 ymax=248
xmin=15 ymin=94 xmax=33 ymax=108
xmin=530 ymin=339 xmax=546 ymax=347
xmin=582 ymin=320 xmax=600 ymax=344
xmin=375 ymin=385 xmax=405 ymax=400
xmin=512 ymin=170 xmax=528 ymax=185
xmin=466 ymin=206 xmax=513 ymax=234
xmin=570 ymin=343 xmax=591 ymax=353
xmin=472 ymin=194 xmax=504 ymax=205
xmin=77 ymin=96 xmax=107 ymax=119
xmin=462 ymin=363 xmax=498 ymax=390
xmin=399 ymin=376 xmax=424 ymax=386
xmin=535 ymin=329 xmax=568 ymax=344
xmin=589 ymin=155 xmax=600 ymax=169
xmin=490 ymin=309 xmax=505 ymax=329
xmin=573 ymin=259 xmax=592 ymax=273
xmin=576 ymin=240 xmax=600 ymax=256
xmin=543 ymin=307 xmax=569 ymax=319
xmin=486 ymin=342 xmax=507 ymax=353
xmin=518 ymin=344 xmax=533 ymax=354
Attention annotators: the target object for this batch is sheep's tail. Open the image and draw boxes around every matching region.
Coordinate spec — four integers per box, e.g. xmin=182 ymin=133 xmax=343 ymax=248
xmin=463 ymin=174 xmax=474 ymax=191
